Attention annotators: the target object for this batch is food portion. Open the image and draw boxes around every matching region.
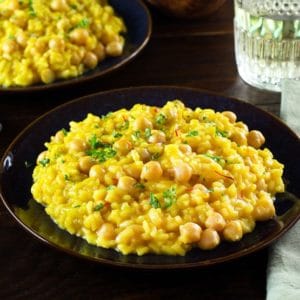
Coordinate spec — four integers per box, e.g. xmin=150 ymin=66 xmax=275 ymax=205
xmin=0 ymin=0 xmax=126 ymax=87
xmin=31 ymin=100 xmax=285 ymax=256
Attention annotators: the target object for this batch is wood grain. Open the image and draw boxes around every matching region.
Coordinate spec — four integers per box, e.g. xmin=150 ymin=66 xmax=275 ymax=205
xmin=0 ymin=1 xmax=280 ymax=299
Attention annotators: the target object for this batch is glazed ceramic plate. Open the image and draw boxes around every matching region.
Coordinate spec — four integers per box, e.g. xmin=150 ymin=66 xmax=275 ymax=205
xmin=1 ymin=86 xmax=299 ymax=269
xmin=0 ymin=0 xmax=151 ymax=92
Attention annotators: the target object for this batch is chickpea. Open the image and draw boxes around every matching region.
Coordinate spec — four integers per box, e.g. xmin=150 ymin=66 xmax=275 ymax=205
xmin=133 ymin=116 xmax=153 ymax=131
xmin=137 ymin=148 xmax=151 ymax=162
xmin=223 ymin=220 xmax=243 ymax=242
xmin=53 ymin=130 xmax=64 ymax=143
xmin=253 ymin=198 xmax=275 ymax=221
xmin=179 ymin=144 xmax=192 ymax=154
xmin=16 ymin=32 xmax=28 ymax=48
xmin=70 ymin=52 xmax=82 ymax=65
xmin=79 ymin=156 xmax=95 ymax=174
xmin=117 ymin=176 xmax=137 ymax=194
xmin=35 ymin=39 xmax=47 ymax=53
xmin=174 ymin=161 xmax=192 ymax=183
xmin=148 ymin=130 xmax=166 ymax=144
xmin=50 ymin=0 xmax=68 ymax=11
xmin=57 ymin=18 xmax=70 ymax=31
xmin=247 ymin=130 xmax=265 ymax=149
xmin=89 ymin=165 xmax=105 ymax=180
xmin=40 ymin=69 xmax=55 ymax=84
xmin=97 ymin=223 xmax=116 ymax=240
xmin=2 ymin=40 xmax=18 ymax=54
xmin=105 ymin=41 xmax=123 ymax=57
xmin=198 ymin=228 xmax=220 ymax=250
xmin=222 ymin=111 xmax=237 ymax=123
xmin=68 ymin=138 xmax=87 ymax=152
xmin=124 ymin=162 xmax=142 ymax=179
xmin=235 ymin=122 xmax=249 ymax=132
xmin=36 ymin=151 xmax=48 ymax=164
xmin=205 ymin=212 xmax=226 ymax=231
xmin=83 ymin=51 xmax=98 ymax=69
xmin=140 ymin=161 xmax=163 ymax=181
xmin=113 ymin=138 xmax=132 ymax=155
xmin=230 ymin=131 xmax=247 ymax=146
xmin=7 ymin=0 xmax=19 ymax=10
xmin=180 ymin=222 xmax=202 ymax=244
xmin=49 ymin=38 xmax=65 ymax=51
xmin=93 ymin=43 xmax=106 ymax=61
xmin=70 ymin=28 xmax=89 ymax=46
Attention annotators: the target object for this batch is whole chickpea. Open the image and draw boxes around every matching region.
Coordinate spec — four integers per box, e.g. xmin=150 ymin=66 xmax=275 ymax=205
xmin=78 ymin=156 xmax=95 ymax=174
xmin=106 ymin=41 xmax=123 ymax=57
xmin=222 ymin=111 xmax=237 ymax=123
xmin=36 ymin=151 xmax=48 ymax=164
xmin=247 ymin=130 xmax=265 ymax=149
xmin=174 ymin=161 xmax=192 ymax=183
xmin=40 ymin=69 xmax=55 ymax=84
xmin=140 ymin=161 xmax=163 ymax=181
xmin=70 ymin=28 xmax=89 ymax=46
xmin=230 ymin=131 xmax=247 ymax=146
xmin=50 ymin=0 xmax=68 ymax=11
xmin=2 ymin=40 xmax=18 ymax=54
xmin=89 ymin=165 xmax=105 ymax=181
xmin=223 ymin=220 xmax=243 ymax=242
xmin=198 ymin=228 xmax=220 ymax=250
xmin=83 ymin=51 xmax=98 ymax=69
xmin=97 ymin=223 xmax=116 ymax=240
xmin=205 ymin=212 xmax=226 ymax=231
xmin=16 ymin=32 xmax=28 ymax=48
xmin=133 ymin=116 xmax=153 ymax=131
xmin=180 ymin=222 xmax=202 ymax=244
xmin=93 ymin=43 xmax=106 ymax=61
xmin=113 ymin=138 xmax=132 ymax=155
xmin=148 ymin=130 xmax=166 ymax=144
xmin=49 ymin=38 xmax=65 ymax=51
xmin=117 ymin=176 xmax=137 ymax=194
xmin=179 ymin=144 xmax=192 ymax=154
xmin=68 ymin=138 xmax=87 ymax=152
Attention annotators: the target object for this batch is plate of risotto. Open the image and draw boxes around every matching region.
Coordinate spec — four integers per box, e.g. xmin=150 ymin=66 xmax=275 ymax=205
xmin=0 ymin=0 xmax=151 ymax=91
xmin=1 ymin=86 xmax=299 ymax=268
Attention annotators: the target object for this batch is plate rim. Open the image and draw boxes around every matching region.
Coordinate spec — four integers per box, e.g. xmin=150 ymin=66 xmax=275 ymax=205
xmin=0 ymin=0 xmax=152 ymax=93
xmin=1 ymin=85 xmax=300 ymax=269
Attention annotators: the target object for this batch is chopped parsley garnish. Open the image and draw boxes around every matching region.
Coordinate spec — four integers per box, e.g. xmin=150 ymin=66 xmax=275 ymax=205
xmin=86 ymin=147 xmax=116 ymax=162
xmin=132 ymin=130 xmax=141 ymax=140
xmin=112 ymin=131 xmax=122 ymax=138
xmin=101 ymin=112 xmax=113 ymax=120
xmin=77 ymin=18 xmax=89 ymax=28
xmin=163 ymin=186 xmax=176 ymax=208
xmin=119 ymin=120 xmax=129 ymax=130
xmin=186 ymin=130 xmax=199 ymax=137
xmin=8 ymin=34 xmax=15 ymax=40
xmin=93 ymin=203 xmax=104 ymax=211
xmin=107 ymin=185 xmax=115 ymax=191
xmin=89 ymin=134 xmax=102 ymax=149
xmin=215 ymin=128 xmax=228 ymax=138
xmin=64 ymin=174 xmax=70 ymax=180
xmin=62 ymin=128 xmax=68 ymax=136
xmin=24 ymin=161 xmax=32 ymax=168
xmin=155 ymin=113 xmax=167 ymax=126
xmin=134 ymin=183 xmax=145 ymax=190
xmin=28 ymin=0 xmax=36 ymax=17
xmin=151 ymin=152 xmax=161 ymax=160
xmin=144 ymin=128 xmax=152 ymax=139
xmin=149 ymin=192 xmax=160 ymax=209
xmin=39 ymin=158 xmax=50 ymax=167
xmin=204 ymin=153 xmax=222 ymax=164
xmin=73 ymin=205 xmax=81 ymax=208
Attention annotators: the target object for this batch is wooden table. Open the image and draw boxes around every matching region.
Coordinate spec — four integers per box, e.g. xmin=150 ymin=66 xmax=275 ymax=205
xmin=0 ymin=1 xmax=281 ymax=299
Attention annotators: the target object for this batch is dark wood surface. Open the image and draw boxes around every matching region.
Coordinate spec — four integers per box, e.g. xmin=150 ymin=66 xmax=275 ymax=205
xmin=0 ymin=1 xmax=281 ymax=299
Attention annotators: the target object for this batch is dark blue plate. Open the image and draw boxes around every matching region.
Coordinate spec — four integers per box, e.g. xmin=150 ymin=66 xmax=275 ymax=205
xmin=0 ymin=0 xmax=152 ymax=92
xmin=1 ymin=86 xmax=299 ymax=269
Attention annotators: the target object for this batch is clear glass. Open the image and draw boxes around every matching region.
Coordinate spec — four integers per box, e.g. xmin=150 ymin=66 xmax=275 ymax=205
xmin=234 ymin=0 xmax=300 ymax=92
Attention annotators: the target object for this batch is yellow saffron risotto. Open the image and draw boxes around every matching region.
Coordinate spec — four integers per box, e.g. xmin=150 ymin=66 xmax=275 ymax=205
xmin=0 ymin=0 xmax=126 ymax=87
xmin=31 ymin=100 xmax=285 ymax=255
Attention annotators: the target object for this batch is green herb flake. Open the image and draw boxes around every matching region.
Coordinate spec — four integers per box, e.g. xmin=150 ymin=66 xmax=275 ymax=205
xmin=39 ymin=158 xmax=50 ymax=167
xmin=24 ymin=161 xmax=32 ymax=168
xmin=186 ymin=130 xmax=199 ymax=137
xmin=132 ymin=130 xmax=141 ymax=140
xmin=101 ymin=112 xmax=113 ymax=120
xmin=204 ymin=153 xmax=222 ymax=164
xmin=144 ymin=128 xmax=152 ymax=139
xmin=163 ymin=186 xmax=176 ymax=208
xmin=73 ymin=205 xmax=81 ymax=208
xmin=151 ymin=152 xmax=161 ymax=160
xmin=119 ymin=120 xmax=129 ymax=130
xmin=28 ymin=0 xmax=36 ymax=17
xmin=107 ymin=185 xmax=115 ymax=191
xmin=215 ymin=128 xmax=228 ymax=138
xmin=134 ymin=183 xmax=145 ymax=190
xmin=112 ymin=131 xmax=122 ymax=138
xmin=150 ymin=192 xmax=160 ymax=209
xmin=70 ymin=3 xmax=77 ymax=9
xmin=86 ymin=147 xmax=116 ymax=163
xmin=89 ymin=134 xmax=101 ymax=149
xmin=155 ymin=113 xmax=167 ymax=126
xmin=62 ymin=128 xmax=68 ymax=136
xmin=64 ymin=174 xmax=70 ymax=181
xmin=93 ymin=203 xmax=104 ymax=211
xmin=77 ymin=18 xmax=89 ymax=28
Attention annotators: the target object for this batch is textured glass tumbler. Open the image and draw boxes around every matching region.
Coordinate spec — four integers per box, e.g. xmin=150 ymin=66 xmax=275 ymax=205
xmin=234 ymin=0 xmax=300 ymax=92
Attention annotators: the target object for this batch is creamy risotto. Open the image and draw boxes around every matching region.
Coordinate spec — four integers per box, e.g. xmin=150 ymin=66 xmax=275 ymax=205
xmin=31 ymin=100 xmax=285 ymax=256
xmin=0 ymin=0 xmax=126 ymax=87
